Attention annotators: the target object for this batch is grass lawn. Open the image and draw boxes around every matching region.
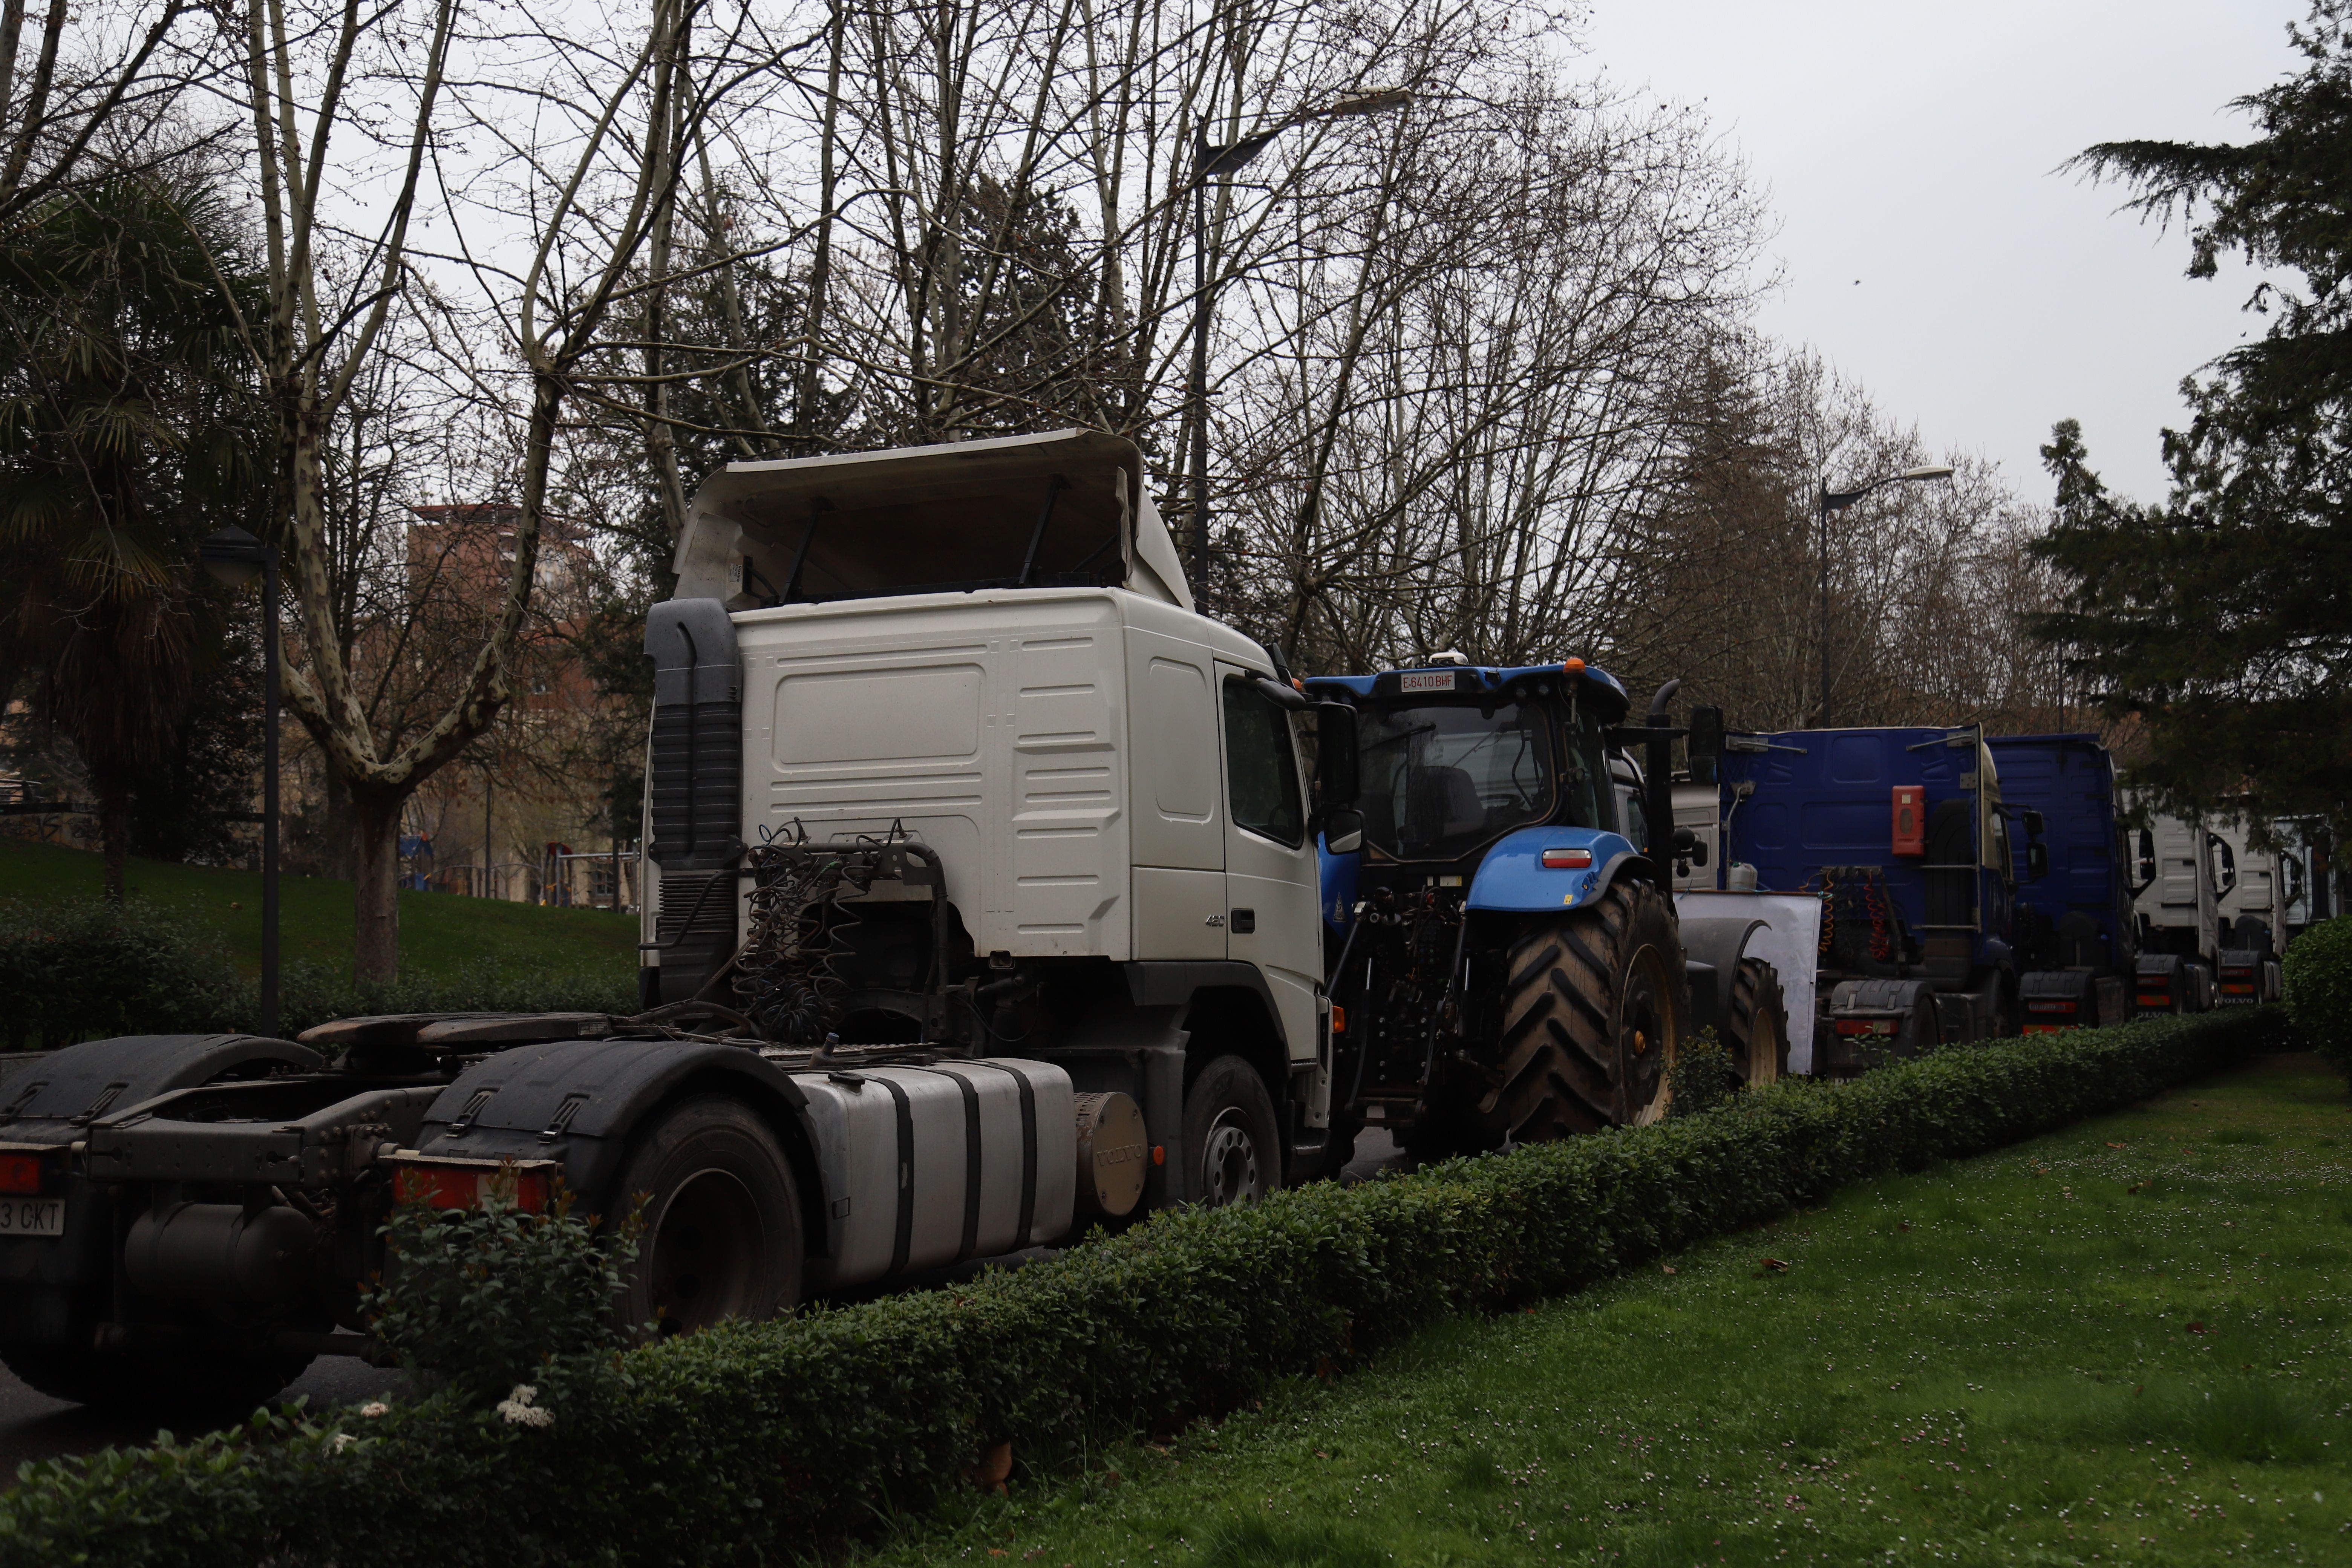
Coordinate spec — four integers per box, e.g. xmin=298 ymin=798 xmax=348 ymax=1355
xmin=0 ymin=835 xmax=635 ymax=983
xmin=861 ymin=1053 xmax=2352 ymax=1568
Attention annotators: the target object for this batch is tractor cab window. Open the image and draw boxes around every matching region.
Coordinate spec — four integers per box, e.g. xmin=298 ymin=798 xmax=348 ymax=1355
xmin=1357 ymin=700 xmax=1556 ymax=862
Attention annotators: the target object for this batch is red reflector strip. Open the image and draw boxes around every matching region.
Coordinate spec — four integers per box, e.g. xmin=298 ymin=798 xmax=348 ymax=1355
xmin=2021 ymin=1023 xmax=2080 ymax=1035
xmin=1835 ymin=1019 xmax=1898 ymax=1036
xmin=2025 ymin=1001 xmax=2078 ymax=1014
xmin=393 ymin=1160 xmax=553 ymax=1214
xmin=2219 ymin=983 xmax=2254 ymax=994
xmin=0 ymin=1154 xmax=43 ymax=1195
xmin=2136 ymin=995 xmax=2168 ymax=1008
xmin=1540 ymin=847 xmax=1593 ymax=869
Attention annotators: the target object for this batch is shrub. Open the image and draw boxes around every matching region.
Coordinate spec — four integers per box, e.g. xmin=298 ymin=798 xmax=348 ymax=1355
xmin=0 ymin=897 xmax=635 ymax=1049
xmin=366 ymin=1188 xmax=641 ymax=1405
xmin=2283 ymin=915 xmax=2352 ymax=1080
xmin=0 ymin=897 xmax=244 ymax=1050
xmin=0 ymin=1008 xmax=2281 ymax=1568
xmin=271 ymin=959 xmax=639 ymax=1043
xmin=1668 ymin=1026 xmax=1741 ymax=1118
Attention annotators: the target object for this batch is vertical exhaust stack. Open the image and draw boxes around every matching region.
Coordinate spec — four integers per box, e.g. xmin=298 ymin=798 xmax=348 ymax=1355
xmin=1644 ymin=680 xmax=1682 ymax=887
xmin=644 ymin=599 xmax=744 ymax=1005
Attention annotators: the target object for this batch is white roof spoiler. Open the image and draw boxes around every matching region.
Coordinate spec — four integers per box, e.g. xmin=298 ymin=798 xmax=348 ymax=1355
xmin=671 ymin=428 xmax=1192 ymax=612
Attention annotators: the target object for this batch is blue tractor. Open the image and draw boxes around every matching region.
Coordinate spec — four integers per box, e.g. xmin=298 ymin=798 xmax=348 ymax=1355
xmin=1303 ymin=657 xmax=1787 ymax=1156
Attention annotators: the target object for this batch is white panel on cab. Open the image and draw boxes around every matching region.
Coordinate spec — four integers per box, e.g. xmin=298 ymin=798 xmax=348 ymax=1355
xmin=1125 ymin=631 xmax=1221 ymax=868
xmin=1008 ymin=610 xmax=1126 ymax=957
xmin=739 ymin=590 xmax=1131 ymax=960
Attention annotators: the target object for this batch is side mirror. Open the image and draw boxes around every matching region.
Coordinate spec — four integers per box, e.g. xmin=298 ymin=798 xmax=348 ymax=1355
xmin=1671 ymin=825 xmax=1708 ymax=867
xmin=1323 ymin=808 xmax=1364 ymax=856
xmin=1685 ymin=706 xmax=1724 ymax=785
xmin=2020 ymin=809 xmax=2045 ymax=839
xmin=2136 ymin=828 xmax=2157 ymax=888
xmin=2026 ymin=841 xmax=2050 ymax=881
xmin=1313 ymin=702 xmax=1359 ymax=808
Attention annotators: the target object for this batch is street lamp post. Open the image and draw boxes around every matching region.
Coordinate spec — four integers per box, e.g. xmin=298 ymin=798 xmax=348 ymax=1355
xmin=1186 ymin=86 xmax=1410 ymax=606
xmin=199 ymin=526 xmax=281 ymax=1038
xmin=1815 ymin=465 xmax=1956 ymax=725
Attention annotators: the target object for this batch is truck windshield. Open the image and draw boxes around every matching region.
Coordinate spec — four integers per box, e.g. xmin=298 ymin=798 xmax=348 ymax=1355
xmin=1358 ymin=701 xmax=1555 ymax=861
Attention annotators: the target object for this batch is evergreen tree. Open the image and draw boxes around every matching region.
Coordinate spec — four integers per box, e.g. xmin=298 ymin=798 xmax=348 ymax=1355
xmin=2036 ymin=5 xmax=2352 ymax=836
xmin=0 ymin=175 xmax=271 ymax=893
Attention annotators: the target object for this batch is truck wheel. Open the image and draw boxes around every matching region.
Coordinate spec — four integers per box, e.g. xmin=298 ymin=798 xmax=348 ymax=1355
xmin=0 ymin=1340 xmax=309 ymax=1424
xmin=615 ymin=1096 xmax=802 ymax=1337
xmin=1497 ymin=880 xmax=1689 ymax=1137
xmin=1726 ymin=956 xmax=1789 ymax=1087
xmin=1182 ymin=1056 xmax=1282 ymax=1206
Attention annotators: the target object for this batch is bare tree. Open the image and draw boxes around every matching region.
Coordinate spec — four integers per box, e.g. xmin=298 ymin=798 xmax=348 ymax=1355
xmin=1620 ymin=343 xmax=2081 ymax=734
xmin=0 ymin=0 xmax=222 ymax=224
xmin=236 ymin=0 xmax=796 ymax=979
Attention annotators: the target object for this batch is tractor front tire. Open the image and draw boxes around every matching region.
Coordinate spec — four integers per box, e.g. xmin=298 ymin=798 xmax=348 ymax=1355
xmin=1726 ymin=956 xmax=1790 ymax=1087
xmin=1495 ymin=880 xmax=1690 ymax=1138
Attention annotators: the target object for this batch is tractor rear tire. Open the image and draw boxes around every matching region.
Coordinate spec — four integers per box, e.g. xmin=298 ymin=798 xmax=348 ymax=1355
xmin=1494 ymin=879 xmax=1690 ymax=1138
xmin=1726 ymin=956 xmax=1789 ymax=1087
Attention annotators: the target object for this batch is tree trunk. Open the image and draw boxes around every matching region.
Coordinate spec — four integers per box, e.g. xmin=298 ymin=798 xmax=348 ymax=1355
xmin=352 ymin=788 xmax=406 ymax=984
xmin=322 ymin=763 xmax=356 ymax=880
xmin=99 ymin=782 xmax=129 ymax=904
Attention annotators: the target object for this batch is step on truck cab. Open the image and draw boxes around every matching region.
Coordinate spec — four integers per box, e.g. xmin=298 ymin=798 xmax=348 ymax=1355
xmin=1985 ymin=733 xmax=2136 ymax=1032
xmin=0 ymin=430 xmax=1361 ymax=1419
xmin=1695 ymin=723 xmax=2023 ymax=1075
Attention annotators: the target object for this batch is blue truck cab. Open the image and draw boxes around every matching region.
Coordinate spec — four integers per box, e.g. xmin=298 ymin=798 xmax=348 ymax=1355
xmin=1985 ymin=733 xmax=2136 ymax=1031
xmin=1706 ymin=724 xmax=2020 ymax=1072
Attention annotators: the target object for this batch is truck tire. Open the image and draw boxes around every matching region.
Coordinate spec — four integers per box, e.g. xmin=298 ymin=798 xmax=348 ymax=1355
xmin=614 ymin=1096 xmax=802 ymax=1337
xmin=1496 ymin=879 xmax=1689 ymax=1137
xmin=0 ymin=1339 xmax=310 ymax=1425
xmin=1182 ymin=1056 xmax=1282 ymax=1207
xmin=1726 ymin=956 xmax=1789 ymax=1087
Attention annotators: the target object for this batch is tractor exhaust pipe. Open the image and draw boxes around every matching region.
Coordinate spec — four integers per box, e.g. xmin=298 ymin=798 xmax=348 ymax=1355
xmin=1643 ymin=680 xmax=1682 ymax=890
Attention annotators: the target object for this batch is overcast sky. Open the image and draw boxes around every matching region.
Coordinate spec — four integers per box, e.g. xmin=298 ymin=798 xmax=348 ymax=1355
xmin=1585 ymin=0 xmax=2308 ymax=506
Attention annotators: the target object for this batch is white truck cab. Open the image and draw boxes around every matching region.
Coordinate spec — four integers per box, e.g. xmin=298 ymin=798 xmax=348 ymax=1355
xmin=642 ymin=429 xmax=1345 ymax=1212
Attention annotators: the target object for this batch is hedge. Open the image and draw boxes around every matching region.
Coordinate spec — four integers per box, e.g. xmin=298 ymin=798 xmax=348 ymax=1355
xmin=0 ymin=896 xmax=634 ymax=1049
xmin=2284 ymin=914 xmax=2352 ymax=1081
xmin=0 ymin=1007 xmax=2287 ymax=1568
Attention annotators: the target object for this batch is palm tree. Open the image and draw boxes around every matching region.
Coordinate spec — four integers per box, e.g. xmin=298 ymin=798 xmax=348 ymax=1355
xmin=0 ymin=174 xmax=269 ymax=898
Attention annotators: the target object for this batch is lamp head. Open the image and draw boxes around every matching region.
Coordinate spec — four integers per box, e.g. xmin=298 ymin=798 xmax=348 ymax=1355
xmin=1900 ymin=465 xmax=1957 ymax=482
xmin=199 ymin=525 xmax=269 ymax=588
xmin=1316 ymin=87 xmax=1412 ymax=119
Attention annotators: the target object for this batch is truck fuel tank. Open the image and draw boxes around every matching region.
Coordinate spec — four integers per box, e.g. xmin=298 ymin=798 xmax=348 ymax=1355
xmin=795 ymin=1058 xmax=1082 ymax=1293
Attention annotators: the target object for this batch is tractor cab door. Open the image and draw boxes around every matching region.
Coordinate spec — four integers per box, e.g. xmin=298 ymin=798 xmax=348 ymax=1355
xmin=1216 ymin=664 xmax=1323 ymax=1072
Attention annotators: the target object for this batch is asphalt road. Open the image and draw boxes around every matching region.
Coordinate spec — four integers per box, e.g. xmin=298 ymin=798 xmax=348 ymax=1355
xmin=0 ymin=1354 xmax=401 ymax=1473
xmin=0 ymin=1129 xmax=1412 ymax=1470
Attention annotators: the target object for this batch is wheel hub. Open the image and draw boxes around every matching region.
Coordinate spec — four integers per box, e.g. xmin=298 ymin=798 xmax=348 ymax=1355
xmin=1199 ymin=1109 xmax=1263 ymax=1206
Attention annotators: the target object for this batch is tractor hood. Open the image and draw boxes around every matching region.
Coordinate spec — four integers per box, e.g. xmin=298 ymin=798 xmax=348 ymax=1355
xmin=672 ymin=429 xmax=1192 ymax=612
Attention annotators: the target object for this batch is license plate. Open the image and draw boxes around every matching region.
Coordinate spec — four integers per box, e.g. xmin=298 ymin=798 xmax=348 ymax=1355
xmin=1399 ymin=670 xmax=1455 ymax=692
xmin=0 ymin=1197 xmax=62 ymax=1237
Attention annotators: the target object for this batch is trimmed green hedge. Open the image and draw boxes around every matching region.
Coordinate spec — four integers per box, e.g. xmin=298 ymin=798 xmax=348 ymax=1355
xmin=2284 ymin=914 xmax=2352 ymax=1081
xmin=0 ymin=896 xmax=634 ymax=1049
xmin=0 ymin=1008 xmax=2285 ymax=1567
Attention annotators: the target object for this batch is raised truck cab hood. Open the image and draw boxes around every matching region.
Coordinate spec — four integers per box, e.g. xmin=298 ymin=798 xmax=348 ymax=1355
xmin=672 ymin=428 xmax=1193 ymax=612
